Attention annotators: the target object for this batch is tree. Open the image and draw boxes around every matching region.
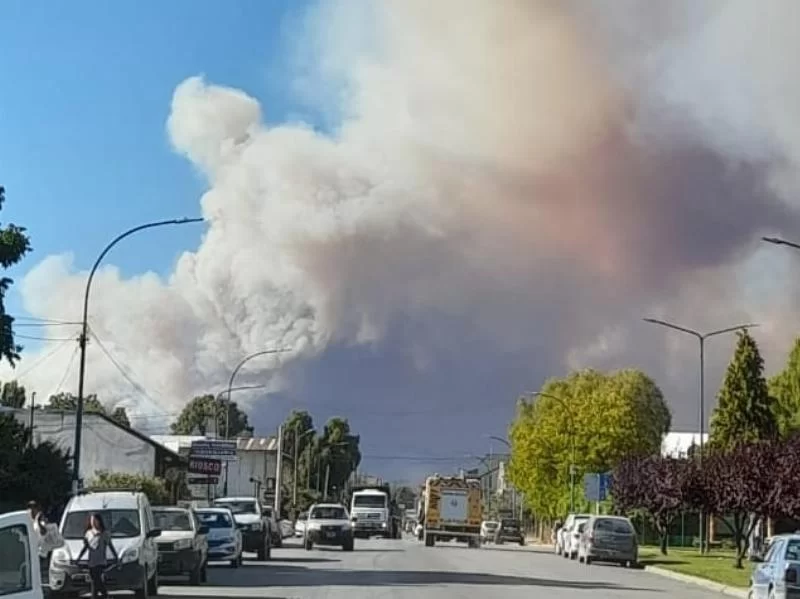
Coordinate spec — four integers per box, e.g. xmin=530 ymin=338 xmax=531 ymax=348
xmin=0 ymin=413 xmax=71 ymax=512
xmin=709 ymin=330 xmax=778 ymax=451
xmin=48 ymin=392 xmax=104 ymax=413
xmin=280 ymin=410 xmax=316 ymax=504
xmin=701 ymin=441 xmax=778 ymax=568
xmin=0 ymin=186 xmax=32 ymax=368
xmin=170 ymin=394 xmax=253 ymax=437
xmin=318 ymin=417 xmax=361 ymax=496
xmin=89 ymin=471 xmax=171 ymax=505
xmin=508 ymin=368 xmax=671 ymax=518
xmin=0 ymin=381 xmax=26 ymax=408
xmin=110 ymin=407 xmax=131 ymax=428
xmin=768 ymin=337 xmax=800 ymax=438
xmin=612 ymin=456 xmax=696 ymax=555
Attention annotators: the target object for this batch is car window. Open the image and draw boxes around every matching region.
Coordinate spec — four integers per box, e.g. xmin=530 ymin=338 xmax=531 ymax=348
xmin=311 ymin=507 xmax=347 ymax=520
xmin=766 ymin=539 xmax=784 ymax=563
xmin=353 ymin=495 xmax=386 ymax=508
xmin=593 ymin=518 xmax=634 ymax=534
xmin=214 ymin=501 xmax=256 ymax=515
xmin=62 ymin=509 xmax=141 ymax=539
xmin=0 ymin=524 xmax=32 ymax=595
xmin=154 ymin=510 xmax=193 ymax=532
xmin=785 ymin=539 xmax=800 ymax=562
xmin=195 ymin=511 xmax=233 ymax=528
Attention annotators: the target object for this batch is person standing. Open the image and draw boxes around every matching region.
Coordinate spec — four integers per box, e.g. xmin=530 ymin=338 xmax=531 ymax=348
xmin=26 ymin=501 xmax=49 ymax=583
xmin=75 ymin=513 xmax=118 ymax=599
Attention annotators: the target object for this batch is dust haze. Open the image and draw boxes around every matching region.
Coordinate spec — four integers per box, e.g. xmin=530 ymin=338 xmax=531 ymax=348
xmin=7 ymin=0 xmax=800 ymax=471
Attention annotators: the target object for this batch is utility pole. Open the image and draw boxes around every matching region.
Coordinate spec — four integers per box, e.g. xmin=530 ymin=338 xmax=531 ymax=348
xmin=292 ymin=423 xmax=299 ymax=514
xmin=28 ymin=392 xmax=36 ymax=448
xmin=274 ymin=425 xmax=284 ymax=516
xmin=324 ymin=463 xmax=331 ymax=500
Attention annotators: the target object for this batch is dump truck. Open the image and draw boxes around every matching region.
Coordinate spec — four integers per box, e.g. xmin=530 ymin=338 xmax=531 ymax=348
xmin=417 ymin=474 xmax=482 ymax=547
xmin=347 ymin=484 xmax=402 ymax=539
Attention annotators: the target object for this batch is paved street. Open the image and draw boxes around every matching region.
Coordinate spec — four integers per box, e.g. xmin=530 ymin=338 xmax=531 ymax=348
xmin=156 ymin=537 xmax=735 ymax=598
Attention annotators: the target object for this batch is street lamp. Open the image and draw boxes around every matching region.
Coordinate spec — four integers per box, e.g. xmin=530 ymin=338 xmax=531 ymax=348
xmin=642 ymin=317 xmax=758 ymax=553
xmin=215 ymin=385 xmax=266 ymax=436
xmin=762 ymin=236 xmax=800 ymax=251
xmin=293 ymin=427 xmax=315 ymax=511
xmin=526 ymin=391 xmax=577 ymax=513
xmin=72 ymin=217 xmax=203 ymax=489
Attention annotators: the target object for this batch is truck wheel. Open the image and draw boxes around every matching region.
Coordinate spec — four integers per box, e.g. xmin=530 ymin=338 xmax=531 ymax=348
xmin=200 ymin=562 xmax=208 ymax=583
xmin=424 ymin=533 xmax=435 ymax=547
xmin=342 ymin=538 xmax=354 ymax=551
xmin=305 ymin=539 xmax=313 ymax=551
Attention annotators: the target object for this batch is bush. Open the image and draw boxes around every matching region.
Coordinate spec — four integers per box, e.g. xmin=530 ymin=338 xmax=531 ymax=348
xmin=89 ymin=471 xmax=172 ymax=506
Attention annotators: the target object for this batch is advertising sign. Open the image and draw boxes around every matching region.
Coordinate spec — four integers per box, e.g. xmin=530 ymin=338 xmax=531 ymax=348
xmin=188 ymin=457 xmax=222 ymax=476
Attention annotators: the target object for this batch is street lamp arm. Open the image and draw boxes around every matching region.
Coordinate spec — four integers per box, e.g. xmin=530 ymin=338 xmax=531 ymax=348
xmin=705 ymin=323 xmax=759 ymax=339
xmin=642 ymin=318 xmax=701 ymax=339
xmin=763 ymin=236 xmax=800 ymax=251
xmin=487 ymin=435 xmax=511 ymax=449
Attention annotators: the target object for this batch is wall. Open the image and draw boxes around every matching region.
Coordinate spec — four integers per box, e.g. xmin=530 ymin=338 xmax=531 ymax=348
xmin=19 ymin=410 xmax=156 ymax=482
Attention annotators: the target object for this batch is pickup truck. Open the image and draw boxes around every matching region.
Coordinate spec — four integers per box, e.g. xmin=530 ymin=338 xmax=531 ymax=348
xmin=0 ymin=510 xmax=44 ymax=599
xmin=212 ymin=496 xmax=272 ymax=559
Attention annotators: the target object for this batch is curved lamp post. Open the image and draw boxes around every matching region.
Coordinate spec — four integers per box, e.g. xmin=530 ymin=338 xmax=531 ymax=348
xmin=72 ymin=217 xmax=204 ymax=490
xmin=642 ymin=317 xmax=758 ymax=553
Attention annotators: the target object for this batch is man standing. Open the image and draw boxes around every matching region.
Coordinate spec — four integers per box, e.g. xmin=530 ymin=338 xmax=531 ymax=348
xmin=27 ymin=501 xmax=50 ymax=584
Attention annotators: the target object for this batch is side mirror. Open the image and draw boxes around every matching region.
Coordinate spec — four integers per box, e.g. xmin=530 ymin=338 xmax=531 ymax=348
xmin=198 ymin=526 xmax=209 ymax=535
xmin=147 ymin=528 xmax=161 ymax=539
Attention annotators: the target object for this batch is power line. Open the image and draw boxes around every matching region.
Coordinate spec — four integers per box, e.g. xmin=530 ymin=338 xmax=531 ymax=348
xmin=16 ymin=333 xmax=78 ymax=342
xmin=52 ymin=344 xmax=79 ymax=397
xmin=14 ymin=340 xmax=73 ymax=380
xmin=11 ymin=316 xmax=81 ymax=325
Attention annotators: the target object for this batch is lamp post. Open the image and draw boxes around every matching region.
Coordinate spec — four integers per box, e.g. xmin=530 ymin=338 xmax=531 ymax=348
xmin=526 ymin=391 xmax=577 ymax=513
xmin=293 ymin=426 xmax=315 ymax=512
xmin=72 ymin=217 xmax=203 ymax=490
xmin=486 ymin=435 xmax=514 ymax=514
xmin=762 ymin=236 xmax=800 ymax=251
xmin=222 ymin=348 xmax=291 ymax=495
xmin=642 ymin=317 xmax=758 ymax=553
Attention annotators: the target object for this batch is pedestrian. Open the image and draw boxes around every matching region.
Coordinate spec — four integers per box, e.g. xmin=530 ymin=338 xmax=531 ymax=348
xmin=27 ymin=501 xmax=50 ymax=583
xmin=74 ymin=513 xmax=118 ymax=599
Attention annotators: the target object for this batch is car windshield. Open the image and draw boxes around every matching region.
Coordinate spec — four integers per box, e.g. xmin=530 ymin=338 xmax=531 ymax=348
xmin=353 ymin=495 xmax=386 ymax=508
xmin=153 ymin=510 xmax=193 ymax=532
xmin=195 ymin=511 xmax=233 ymax=529
xmin=214 ymin=501 xmax=256 ymax=515
xmin=501 ymin=519 xmax=520 ymax=529
xmin=311 ymin=507 xmax=347 ymax=520
xmin=594 ymin=518 xmax=634 ymax=534
xmin=485 ymin=522 xmax=498 ymax=529
xmin=62 ymin=510 xmax=141 ymax=539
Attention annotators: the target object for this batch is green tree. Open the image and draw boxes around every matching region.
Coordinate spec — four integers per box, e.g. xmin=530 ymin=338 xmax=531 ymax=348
xmin=508 ymin=368 xmax=671 ymax=519
xmin=281 ymin=410 xmax=316 ymax=506
xmin=768 ymin=337 xmax=800 ymax=438
xmin=0 ymin=186 xmax=32 ymax=367
xmin=318 ymin=417 xmax=361 ymax=497
xmin=0 ymin=381 xmax=26 ymax=408
xmin=170 ymin=394 xmax=253 ymax=437
xmin=110 ymin=407 xmax=131 ymax=428
xmin=89 ymin=471 xmax=171 ymax=505
xmin=48 ymin=392 xmax=104 ymax=413
xmin=709 ymin=329 xmax=778 ymax=451
xmin=0 ymin=413 xmax=71 ymax=512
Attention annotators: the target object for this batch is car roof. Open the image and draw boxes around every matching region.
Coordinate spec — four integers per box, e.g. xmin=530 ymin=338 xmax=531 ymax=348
xmin=311 ymin=503 xmax=347 ymax=509
xmin=214 ymin=497 xmax=256 ymax=502
xmin=68 ymin=491 xmax=141 ymax=511
xmin=196 ymin=507 xmax=233 ymax=514
xmin=152 ymin=506 xmax=189 ymax=512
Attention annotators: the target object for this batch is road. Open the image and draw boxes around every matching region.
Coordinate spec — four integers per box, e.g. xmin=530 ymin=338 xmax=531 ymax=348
xmin=157 ymin=537 xmax=731 ymax=598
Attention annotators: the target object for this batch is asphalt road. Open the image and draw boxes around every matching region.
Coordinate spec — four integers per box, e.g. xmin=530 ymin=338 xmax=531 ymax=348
xmin=156 ymin=537 xmax=731 ymax=598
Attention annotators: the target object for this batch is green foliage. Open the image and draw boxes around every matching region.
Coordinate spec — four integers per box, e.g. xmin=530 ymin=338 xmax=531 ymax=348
xmin=318 ymin=417 xmax=361 ymax=495
xmin=768 ymin=337 xmax=800 ymax=438
xmin=508 ymin=368 xmax=671 ymax=518
xmin=170 ymin=394 xmax=253 ymax=437
xmin=89 ymin=471 xmax=172 ymax=506
xmin=109 ymin=407 xmax=130 ymax=428
xmin=281 ymin=410 xmax=316 ymax=505
xmin=0 ymin=413 xmax=71 ymax=511
xmin=0 ymin=381 xmax=26 ymax=408
xmin=47 ymin=393 xmax=130 ymax=427
xmin=709 ymin=329 xmax=778 ymax=451
xmin=0 ymin=186 xmax=32 ymax=368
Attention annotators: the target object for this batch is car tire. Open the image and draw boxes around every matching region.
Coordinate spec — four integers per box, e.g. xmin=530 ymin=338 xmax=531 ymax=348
xmin=189 ymin=561 xmax=202 ymax=585
xmin=134 ymin=568 xmax=149 ymax=599
xmin=305 ymin=539 xmax=313 ymax=551
xmin=585 ymin=556 xmax=592 ymax=565
xmin=343 ymin=539 xmax=354 ymax=552
xmin=230 ymin=554 xmax=240 ymax=568
xmin=257 ymin=536 xmax=268 ymax=561
xmin=200 ymin=562 xmax=208 ymax=583
xmin=148 ymin=569 xmax=159 ymax=596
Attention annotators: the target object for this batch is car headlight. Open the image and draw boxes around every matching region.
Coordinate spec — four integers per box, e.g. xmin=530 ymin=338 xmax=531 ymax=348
xmin=52 ymin=548 xmax=70 ymax=566
xmin=250 ymin=522 xmax=262 ymax=531
xmin=307 ymin=522 xmax=321 ymax=531
xmin=174 ymin=539 xmax=192 ymax=550
xmin=121 ymin=548 xmax=139 ymax=564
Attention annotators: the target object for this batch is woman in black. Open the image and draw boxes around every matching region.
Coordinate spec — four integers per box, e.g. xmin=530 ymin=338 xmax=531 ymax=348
xmin=75 ymin=513 xmax=118 ymax=599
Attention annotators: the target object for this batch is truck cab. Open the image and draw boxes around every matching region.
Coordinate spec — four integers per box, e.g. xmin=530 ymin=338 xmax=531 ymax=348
xmin=350 ymin=488 xmax=391 ymax=539
xmin=0 ymin=510 xmax=44 ymax=599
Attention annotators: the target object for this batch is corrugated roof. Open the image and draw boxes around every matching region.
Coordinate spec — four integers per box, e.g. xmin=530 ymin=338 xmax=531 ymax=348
xmin=150 ymin=434 xmax=278 ymax=452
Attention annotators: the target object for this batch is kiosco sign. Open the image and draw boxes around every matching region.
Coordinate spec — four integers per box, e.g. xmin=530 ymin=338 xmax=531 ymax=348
xmin=188 ymin=457 xmax=222 ymax=476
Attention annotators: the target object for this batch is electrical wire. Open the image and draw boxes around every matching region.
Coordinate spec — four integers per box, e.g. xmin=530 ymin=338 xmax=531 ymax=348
xmin=11 ymin=316 xmax=81 ymax=325
xmin=51 ymin=344 xmax=79 ymax=397
xmin=16 ymin=333 xmax=79 ymax=342
xmin=14 ymin=340 xmax=73 ymax=380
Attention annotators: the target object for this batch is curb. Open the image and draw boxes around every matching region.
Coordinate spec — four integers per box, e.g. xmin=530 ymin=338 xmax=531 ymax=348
xmin=644 ymin=565 xmax=748 ymax=598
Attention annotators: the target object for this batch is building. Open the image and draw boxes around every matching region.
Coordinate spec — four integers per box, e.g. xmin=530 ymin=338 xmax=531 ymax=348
xmin=11 ymin=409 xmax=184 ymax=484
xmin=661 ymin=432 xmax=708 ymax=458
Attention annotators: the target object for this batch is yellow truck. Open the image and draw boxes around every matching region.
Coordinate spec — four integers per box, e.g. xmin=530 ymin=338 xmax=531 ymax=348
xmin=418 ymin=474 xmax=482 ymax=547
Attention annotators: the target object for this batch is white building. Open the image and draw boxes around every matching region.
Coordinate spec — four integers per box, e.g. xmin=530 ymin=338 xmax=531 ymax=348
xmin=661 ymin=431 xmax=709 ymax=458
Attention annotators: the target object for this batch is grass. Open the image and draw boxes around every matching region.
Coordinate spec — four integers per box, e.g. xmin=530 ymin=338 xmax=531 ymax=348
xmin=638 ymin=546 xmax=753 ymax=589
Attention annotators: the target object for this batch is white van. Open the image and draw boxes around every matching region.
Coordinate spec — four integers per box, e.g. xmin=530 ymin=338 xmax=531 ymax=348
xmin=49 ymin=490 xmax=161 ymax=598
xmin=0 ymin=510 xmax=43 ymax=599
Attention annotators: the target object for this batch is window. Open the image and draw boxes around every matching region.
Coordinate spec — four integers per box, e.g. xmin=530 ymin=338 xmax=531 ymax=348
xmin=311 ymin=507 xmax=347 ymax=520
xmin=353 ymin=496 xmax=386 ymax=508
xmin=766 ymin=539 xmax=783 ymax=563
xmin=214 ymin=501 xmax=256 ymax=515
xmin=593 ymin=518 xmax=634 ymax=534
xmin=195 ymin=512 xmax=233 ymax=529
xmin=154 ymin=510 xmax=193 ymax=532
xmin=785 ymin=540 xmax=800 ymax=562
xmin=62 ymin=510 xmax=141 ymax=539
xmin=0 ymin=524 xmax=32 ymax=596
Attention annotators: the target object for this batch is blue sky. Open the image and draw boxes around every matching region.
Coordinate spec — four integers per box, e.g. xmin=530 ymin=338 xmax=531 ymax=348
xmin=0 ymin=0 xmax=313 ymax=319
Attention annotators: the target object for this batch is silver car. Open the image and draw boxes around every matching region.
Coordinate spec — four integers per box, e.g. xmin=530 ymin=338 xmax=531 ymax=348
xmin=750 ymin=533 xmax=800 ymax=598
xmin=577 ymin=515 xmax=638 ymax=567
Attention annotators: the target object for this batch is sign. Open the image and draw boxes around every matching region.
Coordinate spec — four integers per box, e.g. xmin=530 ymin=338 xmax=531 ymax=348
xmin=583 ymin=472 xmax=611 ymax=502
xmin=188 ymin=476 xmax=219 ymax=485
xmin=188 ymin=457 xmax=222 ymax=476
xmin=189 ymin=440 xmax=237 ymax=461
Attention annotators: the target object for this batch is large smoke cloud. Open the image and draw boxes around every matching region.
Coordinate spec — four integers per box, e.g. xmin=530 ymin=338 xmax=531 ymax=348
xmin=6 ymin=0 xmax=800 ymax=472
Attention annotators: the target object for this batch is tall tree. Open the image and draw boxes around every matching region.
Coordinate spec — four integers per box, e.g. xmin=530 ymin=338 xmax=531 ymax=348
xmin=0 ymin=186 xmax=32 ymax=367
xmin=318 ymin=417 xmax=361 ymax=495
xmin=109 ymin=407 xmax=131 ymax=428
xmin=709 ymin=330 xmax=778 ymax=451
xmin=170 ymin=394 xmax=253 ymax=437
xmin=48 ymin=392 xmax=104 ymax=413
xmin=768 ymin=337 xmax=800 ymax=438
xmin=0 ymin=380 xmax=26 ymax=408
xmin=281 ymin=410 xmax=316 ymax=495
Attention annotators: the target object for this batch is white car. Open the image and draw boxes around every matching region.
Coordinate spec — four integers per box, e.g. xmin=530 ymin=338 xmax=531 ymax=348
xmin=0 ymin=510 xmax=45 ymax=599
xmin=304 ymin=504 xmax=354 ymax=551
xmin=295 ymin=512 xmax=308 ymax=538
xmin=480 ymin=520 xmax=499 ymax=543
xmin=50 ymin=490 xmax=161 ymax=598
xmin=559 ymin=513 xmax=591 ymax=559
xmin=195 ymin=508 xmax=243 ymax=568
xmin=152 ymin=506 xmax=208 ymax=584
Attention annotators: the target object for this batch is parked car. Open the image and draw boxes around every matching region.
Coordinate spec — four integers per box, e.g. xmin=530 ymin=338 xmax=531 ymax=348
xmin=0 ymin=510 xmax=46 ymax=599
xmin=49 ymin=490 xmax=161 ymax=599
xmin=212 ymin=496 xmax=273 ymax=557
xmin=152 ymin=506 xmax=208 ymax=584
xmin=304 ymin=504 xmax=354 ymax=552
xmin=295 ymin=512 xmax=308 ymax=538
xmin=494 ymin=518 xmax=525 ymax=546
xmin=480 ymin=521 xmax=499 ymax=544
xmin=750 ymin=533 xmax=800 ymax=598
xmin=559 ymin=513 xmax=591 ymax=558
xmin=195 ymin=508 xmax=243 ymax=568
xmin=577 ymin=515 xmax=638 ymax=567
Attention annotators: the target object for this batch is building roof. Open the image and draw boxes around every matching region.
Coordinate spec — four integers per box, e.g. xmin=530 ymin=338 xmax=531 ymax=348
xmin=150 ymin=434 xmax=278 ymax=453
xmin=661 ymin=432 xmax=708 ymax=457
